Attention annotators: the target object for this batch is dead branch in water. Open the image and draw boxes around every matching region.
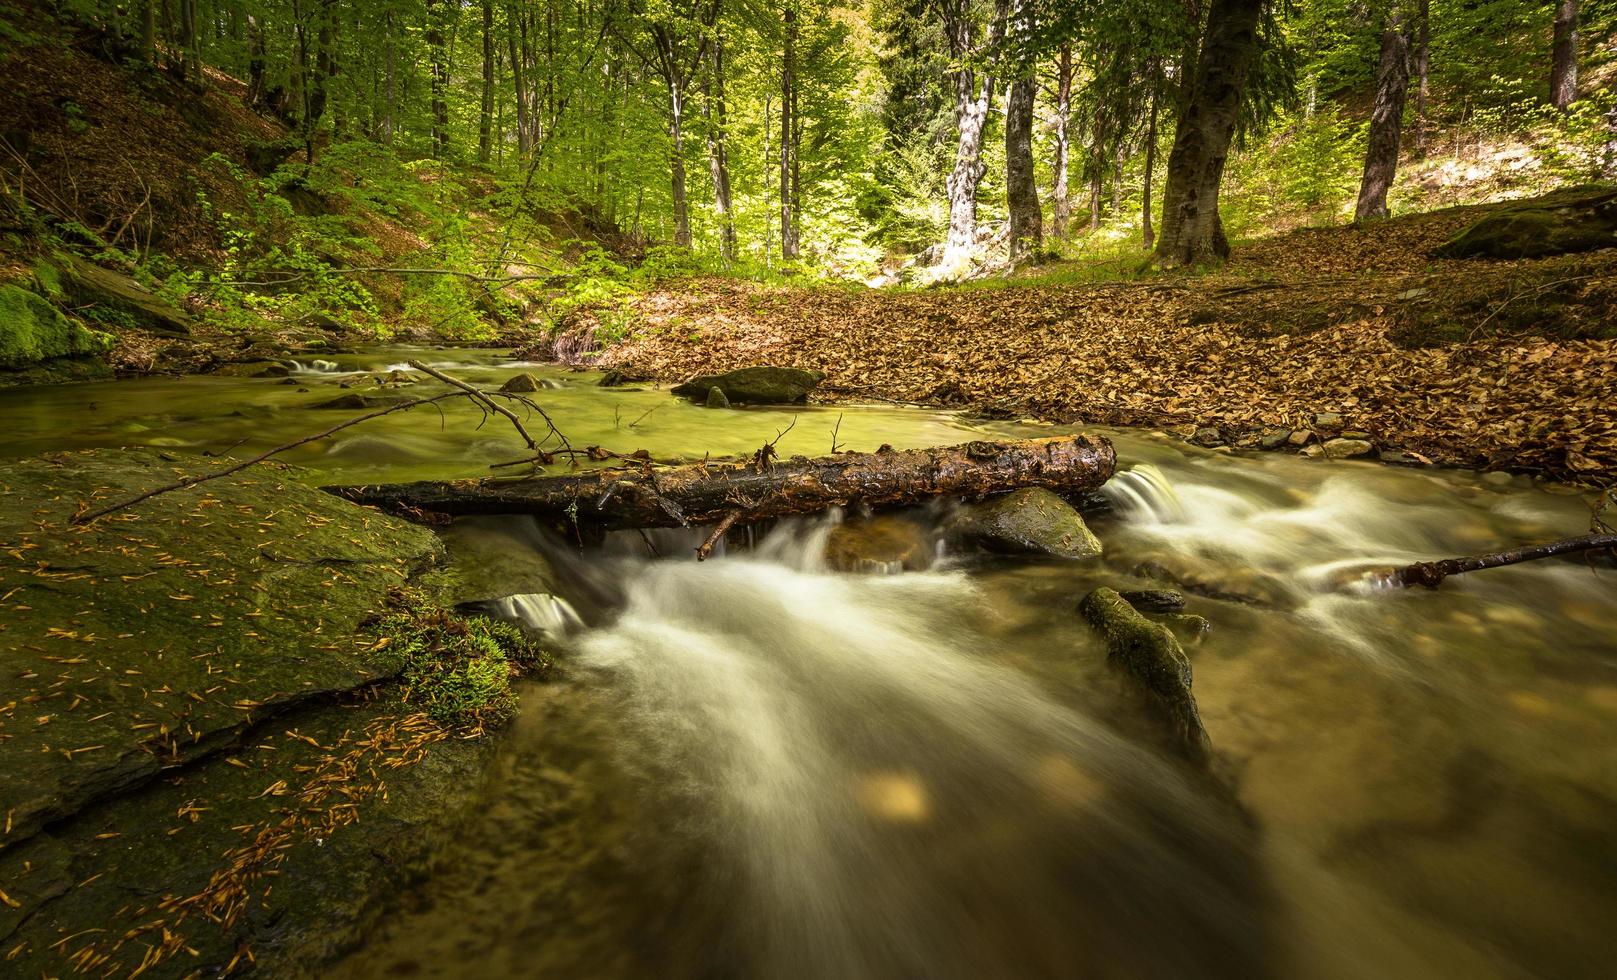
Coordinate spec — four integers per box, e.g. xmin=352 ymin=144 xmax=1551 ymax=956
xmin=695 ymin=511 xmax=743 ymax=561
xmin=72 ymin=367 xmax=580 ymax=526
xmin=1381 ymin=533 xmax=1617 ymax=589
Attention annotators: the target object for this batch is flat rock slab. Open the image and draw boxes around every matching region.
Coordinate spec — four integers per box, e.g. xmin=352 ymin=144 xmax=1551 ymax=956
xmin=0 ymin=449 xmax=442 ymax=848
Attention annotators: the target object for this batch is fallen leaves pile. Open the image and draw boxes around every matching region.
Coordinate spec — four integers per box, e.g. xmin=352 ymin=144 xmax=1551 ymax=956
xmin=604 ymin=221 xmax=1617 ymax=483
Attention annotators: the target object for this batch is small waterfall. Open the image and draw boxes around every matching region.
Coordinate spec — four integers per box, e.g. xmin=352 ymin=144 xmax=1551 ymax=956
xmin=1104 ymin=463 xmax=1186 ymax=523
xmin=287 ymin=358 xmax=342 ymax=374
xmin=488 ymin=592 xmax=585 ymax=636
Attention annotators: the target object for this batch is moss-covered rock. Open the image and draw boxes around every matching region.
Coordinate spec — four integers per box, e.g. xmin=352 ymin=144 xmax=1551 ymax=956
xmin=1434 ymin=185 xmax=1617 ymax=260
xmin=946 ymin=487 xmax=1103 ymax=559
xmin=54 ymin=252 xmax=194 ymax=336
xmin=671 ymin=365 xmax=825 ymax=404
xmin=0 ymin=449 xmax=444 ymax=849
xmin=370 ymin=595 xmax=549 ymax=728
xmin=1079 ymin=587 xmax=1210 ymax=764
xmin=0 ymin=282 xmax=111 ymax=369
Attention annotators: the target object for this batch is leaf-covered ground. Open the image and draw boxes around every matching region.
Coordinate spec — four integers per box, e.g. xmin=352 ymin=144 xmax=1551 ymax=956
xmin=603 ymin=206 xmax=1617 ymax=482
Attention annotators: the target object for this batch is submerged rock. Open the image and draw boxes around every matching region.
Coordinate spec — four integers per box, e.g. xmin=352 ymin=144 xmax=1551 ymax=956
xmin=671 ymin=366 xmax=825 ymax=404
xmin=705 ymin=385 xmax=731 ymax=408
xmin=1079 ymin=588 xmax=1211 ymax=765
xmin=500 ymin=371 xmax=543 ymax=393
xmin=1119 ymin=589 xmax=1185 ymax=612
xmin=824 ymin=516 xmax=931 ymax=573
xmin=1132 ymin=552 xmax=1301 ymax=609
xmin=312 ymin=392 xmax=415 ymax=410
xmin=946 ymin=487 xmax=1103 ymax=559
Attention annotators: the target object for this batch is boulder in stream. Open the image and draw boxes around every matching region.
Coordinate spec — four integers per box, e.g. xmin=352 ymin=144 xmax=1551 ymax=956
xmin=824 ymin=516 xmax=931 ymax=573
xmin=945 ymin=487 xmax=1103 ymax=559
xmin=312 ymin=392 xmax=416 ymax=410
xmin=671 ymin=366 xmax=825 ymax=405
xmin=705 ymin=385 xmax=731 ymax=408
xmin=500 ymin=372 xmax=543 ymax=393
xmin=1079 ymin=588 xmax=1211 ymax=765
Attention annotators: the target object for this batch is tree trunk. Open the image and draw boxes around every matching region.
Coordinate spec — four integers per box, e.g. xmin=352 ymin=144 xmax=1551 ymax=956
xmin=479 ymin=0 xmax=494 ymax=163
xmin=426 ymin=0 xmax=449 ymax=160
xmin=1354 ymin=7 xmax=1411 ymax=224
xmin=941 ymin=0 xmax=1002 ymax=261
xmin=781 ymin=8 xmax=800 ymax=260
xmin=1154 ymin=0 xmax=1264 ymax=267
xmin=1551 ymin=0 xmax=1579 ymax=110
xmin=1142 ymin=90 xmax=1159 ymax=249
xmin=507 ymin=3 xmax=529 ymax=155
xmin=706 ymin=39 xmax=736 ymax=263
xmin=139 ymin=0 xmax=157 ymax=62
xmin=246 ymin=13 xmax=266 ymax=107
xmin=1051 ymin=44 xmax=1073 ymax=238
xmin=326 ymin=435 xmax=1117 ymax=529
xmin=1003 ymin=0 xmax=1041 ymax=263
xmin=304 ymin=0 xmax=337 ymax=161
xmin=382 ymin=6 xmax=396 ymax=144
xmin=1412 ymin=0 xmax=1430 ymax=156
xmin=669 ymin=81 xmax=692 ymax=247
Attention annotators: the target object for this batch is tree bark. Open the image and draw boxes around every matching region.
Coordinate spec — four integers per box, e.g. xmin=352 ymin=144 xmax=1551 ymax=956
xmin=940 ymin=0 xmax=1003 ymax=262
xmin=705 ymin=38 xmax=736 ymax=262
xmin=426 ymin=0 xmax=450 ymax=160
xmin=479 ymin=0 xmax=495 ymax=163
xmin=781 ymin=8 xmax=800 ymax=260
xmin=507 ymin=2 xmax=530 ymax=155
xmin=1051 ymin=44 xmax=1074 ymax=238
xmin=1003 ymin=0 xmax=1041 ymax=263
xmin=1551 ymin=0 xmax=1579 ymax=110
xmin=669 ymin=80 xmax=693 ymax=247
xmin=1153 ymin=0 xmax=1264 ymax=267
xmin=1412 ymin=0 xmax=1430 ymax=156
xmin=1354 ymin=7 xmax=1411 ymax=224
xmin=326 ymin=435 xmax=1117 ymax=530
xmin=1142 ymin=90 xmax=1159 ymax=249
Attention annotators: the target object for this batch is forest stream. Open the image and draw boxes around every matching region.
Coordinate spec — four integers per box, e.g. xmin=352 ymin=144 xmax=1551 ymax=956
xmin=3 ymin=349 xmax=1616 ymax=979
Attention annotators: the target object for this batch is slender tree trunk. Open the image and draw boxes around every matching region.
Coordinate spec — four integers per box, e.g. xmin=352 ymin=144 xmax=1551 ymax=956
xmin=303 ymin=0 xmax=337 ymax=161
xmin=426 ymin=0 xmax=449 ymax=159
xmin=1142 ymin=90 xmax=1159 ymax=248
xmin=246 ymin=12 xmax=265 ymax=107
xmin=705 ymin=40 xmax=736 ymax=263
xmin=507 ymin=3 xmax=529 ymax=155
xmin=1355 ymin=7 xmax=1411 ymax=223
xmin=1154 ymin=0 xmax=1264 ymax=267
xmin=1551 ymin=0 xmax=1579 ymax=109
xmin=670 ymin=81 xmax=692 ymax=247
xmin=1051 ymin=44 xmax=1073 ymax=238
xmin=139 ymin=0 xmax=157 ymax=63
xmin=1004 ymin=0 xmax=1042 ymax=263
xmin=382 ymin=6 xmax=396 ymax=144
xmin=1412 ymin=0 xmax=1430 ymax=156
xmin=479 ymin=0 xmax=494 ymax=163
xmin=781 ymin=8 xmax=800 ymax=260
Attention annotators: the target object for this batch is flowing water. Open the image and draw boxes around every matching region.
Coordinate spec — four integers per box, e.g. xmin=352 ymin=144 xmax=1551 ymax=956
xmin=4 ymin=349 xmax=1616 ymax=978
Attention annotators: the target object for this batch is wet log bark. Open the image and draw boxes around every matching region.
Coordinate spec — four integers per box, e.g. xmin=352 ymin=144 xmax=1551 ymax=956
xmin=1384 ymin=533 xmax=1617 ymax=589
xmin=326 ymin=435 xmax=1116 ymax=530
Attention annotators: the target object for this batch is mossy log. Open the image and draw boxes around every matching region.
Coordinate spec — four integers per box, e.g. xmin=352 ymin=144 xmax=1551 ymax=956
xmin=327 ymin=434 xmax=1116 ymax=530
xmin=1079 ymin=587 xmax=1212 ymax=765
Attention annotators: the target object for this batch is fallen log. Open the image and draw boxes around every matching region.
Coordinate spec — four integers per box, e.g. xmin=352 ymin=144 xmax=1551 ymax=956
xmin=325 ymin=434 xmax=1116 ymax=532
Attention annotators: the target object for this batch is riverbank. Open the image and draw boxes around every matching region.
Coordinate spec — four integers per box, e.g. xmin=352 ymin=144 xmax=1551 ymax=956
xmin=598 ymin=200 xmax=1617 ymax=484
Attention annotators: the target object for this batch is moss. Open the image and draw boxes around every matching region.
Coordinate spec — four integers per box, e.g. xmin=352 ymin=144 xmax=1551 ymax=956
xmin=0 ymin=283 xmax=111 ymax=369
xmin=371 ymin=591 xmax=549 ymax=729
xmin=30 ymin=258 xmax=63 ymax=299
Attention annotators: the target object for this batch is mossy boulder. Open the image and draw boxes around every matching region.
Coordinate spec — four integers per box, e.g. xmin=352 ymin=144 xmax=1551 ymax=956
xmin=0 ymin=282 xmax=112 ymax=371
xmin=54 ymin=253 xmax=194 ymax=336
xmin=946 ymin=487 xmax=1103 ymax=559
xmin=1435 ymin=185 xmax=1617 ymax=260
xmin=671 ymin=365 xmax=825 ymax=404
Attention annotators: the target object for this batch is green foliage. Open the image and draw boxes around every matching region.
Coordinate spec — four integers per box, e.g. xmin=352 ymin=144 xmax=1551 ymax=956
xmin=371 ymin=595 xmax=548 ymax=730
xmin=0 ymin=283 xmax=112 ymax=368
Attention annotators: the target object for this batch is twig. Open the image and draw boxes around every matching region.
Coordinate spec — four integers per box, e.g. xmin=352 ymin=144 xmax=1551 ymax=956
xmin=752 ymin=416 xmax=798 ymax=472
xmin=628 ymin=405 xmax=660 ymax=429
xmin=695 ymin=511 xmax=743 ymax=562
xmin=1379 ymin=533 xmax=1617 ymax=589
xmin=1467 ymin=275 xmax=1598 ymax=341
xmin=830 ymin=413 xmax=845 ymax=454
xmin=408 ymin=360 xmax=573 ymax=456
xmin=71 ymin=393 xmax=464 ymax=525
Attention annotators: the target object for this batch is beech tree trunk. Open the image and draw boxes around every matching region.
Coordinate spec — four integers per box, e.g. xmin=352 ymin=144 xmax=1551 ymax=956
xmin=781 ymin=9 xmax=800 ymax=260
xmin=1354 ymin=7 xmax=1411 ymax=223
xmin=1412 ymin=0 xmax=1430 ymax=156
xmin=1003 ymin=0 xmax=1041 ymax=262
xmin=327 ymin=435 xmax=1117 ymax=530
xmin=940 ymin=0 xmax=1003 ymax=261
xmin=426 ymin=0 xmax=449 ymax=159
xmin=706 ymin=39 xmax=736 ymax=262
xmin=1551 ymin=0 xmax=1579 ymax=110
xmin=1051 ymin=44 xmax=1074 ymax=238
xmin=669 ymin=82 xmax=692 ymax=247
xmin=479 ymin=0 xmax=494 ymax=163
xmin=506 ymin=2 xmax=529 ymax=155
xmin=1154 ymin=0 xmax=1264 ymax=267
xmin=1142 ymin=90 xmax=1159 ymax=248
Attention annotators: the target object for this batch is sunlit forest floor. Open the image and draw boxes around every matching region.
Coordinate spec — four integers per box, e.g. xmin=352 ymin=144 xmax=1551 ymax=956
xmin=601 ymin=202 xmax=1617 ymax=482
